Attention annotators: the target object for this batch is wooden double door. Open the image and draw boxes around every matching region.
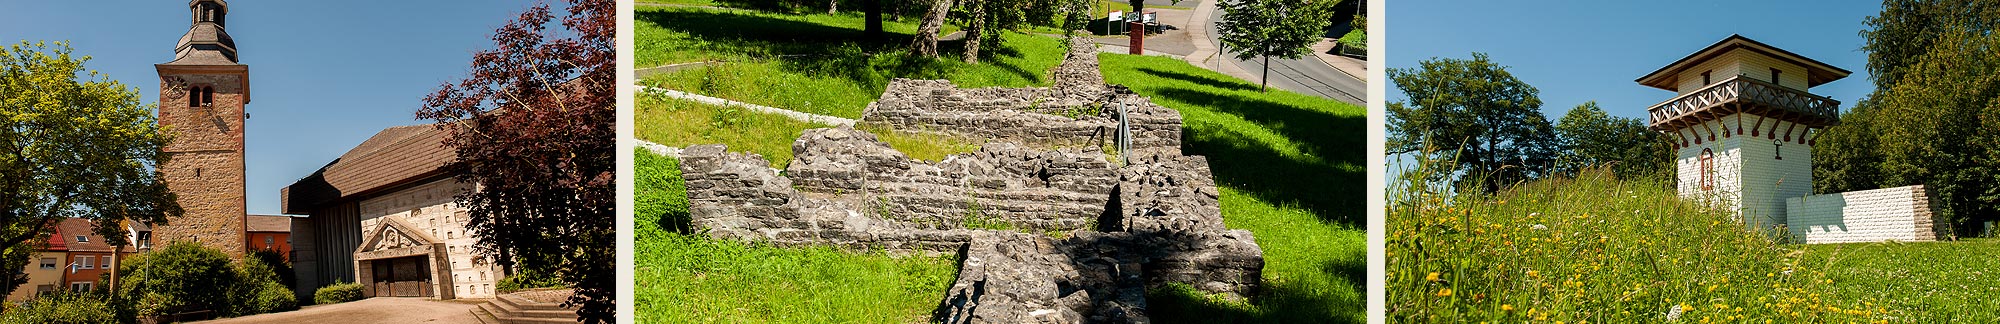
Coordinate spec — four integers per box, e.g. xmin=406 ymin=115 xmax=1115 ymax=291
xmin=369 ymin=256 xmax=433 ymax=297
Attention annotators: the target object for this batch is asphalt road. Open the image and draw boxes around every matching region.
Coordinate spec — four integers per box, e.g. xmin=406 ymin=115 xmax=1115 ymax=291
xmin=1207 ymin=1 xmax=1366 ymax=105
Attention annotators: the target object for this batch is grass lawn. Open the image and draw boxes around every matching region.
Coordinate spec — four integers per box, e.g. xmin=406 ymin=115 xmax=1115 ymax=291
xmin=1387 ymin=166 xmax=1999 ymax=322
xmin=635 ymin=94 xmax=979 ymax=167
xmin=1802 ymin=239 xmax=2000 ymax=322
xmin=637 ymin=6 xmax=1057 ymax=118
xmin=634 ymin=149 xmax=961 ymax=323
xmin=1099 ymin=53 xmax=1368 ymax=323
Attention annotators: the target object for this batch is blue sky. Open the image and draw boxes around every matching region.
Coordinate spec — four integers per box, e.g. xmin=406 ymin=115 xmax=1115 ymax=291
xmin=2 ymin=1 xmax=541 ymax=215
xmin=1386 ymin=0 xmax=1883 ymax=121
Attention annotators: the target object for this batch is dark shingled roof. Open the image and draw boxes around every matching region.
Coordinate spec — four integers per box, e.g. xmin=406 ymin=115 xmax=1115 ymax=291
xmin=246 ymin=214 xmax=294 ymax=233
xmin=281 ymin=123 xmax=456 ymax=214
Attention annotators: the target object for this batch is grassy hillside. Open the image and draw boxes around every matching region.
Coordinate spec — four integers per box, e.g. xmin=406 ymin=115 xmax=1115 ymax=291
xmin=1099 ymin=53 xmax=1367 ymax=323
xmin=1388 ymin=167 xmax=1999 ymax=322
xmin=636 ymin=6 xmax=1051 ymax=118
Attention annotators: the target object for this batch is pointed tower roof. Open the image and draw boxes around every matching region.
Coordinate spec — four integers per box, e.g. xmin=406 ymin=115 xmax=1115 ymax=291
xmin=164 ymin=0 xmax=240 ymax=66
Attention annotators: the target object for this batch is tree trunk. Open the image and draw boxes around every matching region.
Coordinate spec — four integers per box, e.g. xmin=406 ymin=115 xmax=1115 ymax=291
xmin=864 ymin=0 xmax=882 ymax=41
xmin=911 ymin=0 xmax=954 ymax=57
xmin=1261 ymin=55 xmax=1270 ymax=92
xmin=829 ymin=0 xmax=838 ymax=14
xmin=1129 ymin=0 xmax=1144 ymax=16
xmin=963 ymin=0 xmax=986 ymax=64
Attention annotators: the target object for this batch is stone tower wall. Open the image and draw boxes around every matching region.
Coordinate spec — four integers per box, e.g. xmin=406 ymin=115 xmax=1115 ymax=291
xmin=157 ymin=72 xmax=248 ymax=258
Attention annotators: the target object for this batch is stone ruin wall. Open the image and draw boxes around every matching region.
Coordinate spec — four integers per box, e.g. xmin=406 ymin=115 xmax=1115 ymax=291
xmin=861 ymin=38 xmax=1183 ymax=154
xmin=680 ymin=126 xmax=1263 ymax=323
xmin=678 ymin=36 xmax=1262 ymax=324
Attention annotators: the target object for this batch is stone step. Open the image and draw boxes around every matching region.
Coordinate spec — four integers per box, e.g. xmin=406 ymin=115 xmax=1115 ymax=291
xmin=468 ymin=305 xmax=502 ymax=324
xmin=487 ymin=297 xmax=576 ymax=319
xmin=496 ymin=293 xmax=573 ymax=312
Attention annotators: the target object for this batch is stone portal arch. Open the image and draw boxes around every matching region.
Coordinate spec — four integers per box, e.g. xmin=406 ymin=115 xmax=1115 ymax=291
xmin=352 ymin=217 xmax=455 ymax=299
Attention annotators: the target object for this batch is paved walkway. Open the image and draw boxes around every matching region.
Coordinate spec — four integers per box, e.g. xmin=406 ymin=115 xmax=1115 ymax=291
xmin=190 ymin=297 xmax=484 ymax=324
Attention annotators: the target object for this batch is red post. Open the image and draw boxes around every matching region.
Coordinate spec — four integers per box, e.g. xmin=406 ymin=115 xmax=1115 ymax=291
xmin=1128 ymin=20 xmax=1145 ymax=55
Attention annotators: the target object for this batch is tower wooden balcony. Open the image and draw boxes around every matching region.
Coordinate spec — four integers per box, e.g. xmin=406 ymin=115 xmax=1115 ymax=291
xmin=1646 ymin=75 xmax=1840 ymax=131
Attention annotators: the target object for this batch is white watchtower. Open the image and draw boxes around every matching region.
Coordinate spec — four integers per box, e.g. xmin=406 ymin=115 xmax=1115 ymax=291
xmin=1635 ymin=35 xmax=1850 ymax=230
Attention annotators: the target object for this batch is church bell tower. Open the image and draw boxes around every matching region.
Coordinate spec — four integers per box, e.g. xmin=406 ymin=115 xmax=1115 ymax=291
xmin=156 ymin=0 xmax=249 ymax=257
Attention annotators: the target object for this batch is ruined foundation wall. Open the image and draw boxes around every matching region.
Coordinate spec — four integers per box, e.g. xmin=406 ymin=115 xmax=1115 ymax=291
xmin=860 ymin=38 xmax=1183 ymax=153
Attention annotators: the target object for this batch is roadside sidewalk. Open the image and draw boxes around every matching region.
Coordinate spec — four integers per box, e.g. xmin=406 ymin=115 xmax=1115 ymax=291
xmin=1311 ymin=38 xmax=1367 ymax=83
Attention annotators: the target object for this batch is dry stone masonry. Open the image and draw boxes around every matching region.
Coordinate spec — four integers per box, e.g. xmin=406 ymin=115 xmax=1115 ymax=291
xmin=861 ymin=38 xmax=1182 ymax=154
xmin=679 ymin=36 xmax=1263 ymax=323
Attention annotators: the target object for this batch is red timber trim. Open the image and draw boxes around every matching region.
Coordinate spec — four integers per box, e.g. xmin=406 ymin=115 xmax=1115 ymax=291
xmin=1751 ymin=115 xmax=1766 ymax=136
xmin=1782 ymin=121 xmax=1797 ymax=142
xmin=1734 ymin=113 xmax=1742 ymax=136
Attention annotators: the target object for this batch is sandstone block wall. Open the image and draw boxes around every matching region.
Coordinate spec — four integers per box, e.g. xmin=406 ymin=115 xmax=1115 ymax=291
xmin=157 ymin=72 xmax=249 ymax=258
xmin=1785 ymin=185 xmax=1942 ymax=244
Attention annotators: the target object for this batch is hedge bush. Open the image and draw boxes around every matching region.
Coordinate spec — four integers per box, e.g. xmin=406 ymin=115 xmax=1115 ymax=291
xmin=314 ymin=281 xmax=365 ymax=305
xmin=115 ymin=241 xmax=236 ymax=319
xmin=230 ymin=253 xmax=298 ymax=314
xmin=1 ymin=292 xmax=117 ymax=324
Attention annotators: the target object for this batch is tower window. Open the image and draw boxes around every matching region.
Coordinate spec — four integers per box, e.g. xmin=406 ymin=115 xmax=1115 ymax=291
xmin=1771 ymin=68 xmax=1782 ymax=87
xmin=1701 ymin=71 xmax=1711 ymax=85
xmin=188 ymin=88 xmax=199 ymax=107
xmin=1699 ymin=148 xmax=1715 ymax=191
xmin=200 ymin=87 xmax=214 ymax=106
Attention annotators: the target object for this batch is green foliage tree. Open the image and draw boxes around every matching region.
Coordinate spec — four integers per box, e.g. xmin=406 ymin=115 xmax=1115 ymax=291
xmin=1216 ymin=0 xmax=1338 ymax=91
xmin=415 ymin=1 xmax=615 ymax=321
xmin=1553 ymin=101 xmax=1673 ymax=183
xmin=0 ymin=40 xmax=181 ymax=297
xmin=1388 ymin=53 xmax=1557 ymax=193
xmin=910 ymin=0 xmax=954 ymax=57
xmin=1819 ymin=0 xmax=2000 ymax=236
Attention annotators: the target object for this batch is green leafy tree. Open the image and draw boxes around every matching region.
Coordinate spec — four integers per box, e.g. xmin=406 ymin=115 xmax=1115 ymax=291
xmin=0 ymin=40 xmax=181 ymax=297
xmin=416 ymin=1 xmax=616 ymax=322
xmin=1388 ymin=53 xmax=1557 ymax=193
xmin=910 ymin=0 xmax=954 ymax=57
xmin=1216 ymin=0 xmax=1338 ymax=91
xmin=1812 ymin=98 xmax=1884 ymax=195
xmin=1828 ymin=0 xmax=2000 ymax=235
xmin=1553 ymin=101 xmax=1673 ymax=183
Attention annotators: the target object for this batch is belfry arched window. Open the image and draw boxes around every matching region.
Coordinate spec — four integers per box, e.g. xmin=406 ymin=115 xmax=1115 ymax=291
xmin=200 ymin=87 xmax=213 ymax=106
xmin=187 ymin=87 xmax=199 ymax=107
xmin=1699 ymin=148 xmax=1715 ymax=191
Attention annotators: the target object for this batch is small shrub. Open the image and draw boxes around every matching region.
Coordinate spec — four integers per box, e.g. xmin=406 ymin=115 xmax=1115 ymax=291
xmin=2 ymin=292 xmax=118 ymax=324
xmin=1338 ymin=30 xmax=1366 ymax=52
xmin=238 ymin=282 xmax=297 ymax=315
xmin=229 ymin=251 xmax=298 ymax=315
xmin=313 ymin=281 xmax=365 ymax=305
xmin=115 ymin=241 xmax=235 ymax=319
xmin=497 ymin=268 xmax=565 ymax=293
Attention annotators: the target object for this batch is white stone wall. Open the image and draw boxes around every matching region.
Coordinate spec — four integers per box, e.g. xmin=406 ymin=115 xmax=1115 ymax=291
xmin=1676 ymin=51 xmax=1745 ymax=93
xmin=1673 ymin=51 xmax=1810 ymax=92
xmin=357 ymin=178 xmax=503 ymax=299
xmin=1786 ymin=185 xmax=1939 ymax=243
xmin=1672 ymin=113 xmax=1813 ymax=230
